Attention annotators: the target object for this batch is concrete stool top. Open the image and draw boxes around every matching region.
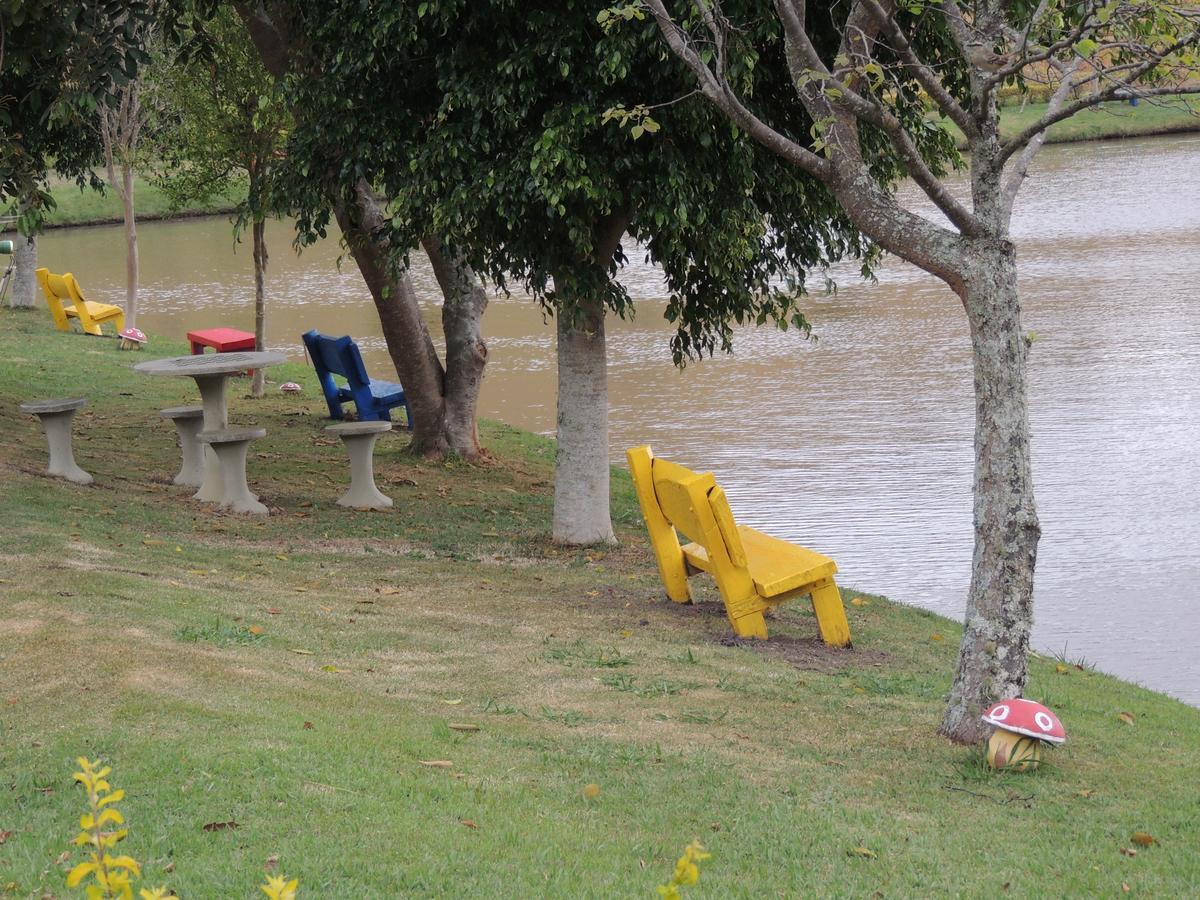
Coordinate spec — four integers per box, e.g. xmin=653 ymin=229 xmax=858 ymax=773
xmin=197 ymin=427 xmax=267 ymax=445
xmin=160 ymin=405 xmax=204 ymax=420
xmin=326 ymin=421 xmax=392 ymax=437
xmin=21 ymin=397 xmax=88 ymax=415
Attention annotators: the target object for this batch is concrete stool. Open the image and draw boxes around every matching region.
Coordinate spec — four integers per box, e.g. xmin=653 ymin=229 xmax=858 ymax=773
xmin=20 ymin=397 xmax=93 ymax=484
xmin=196 ymin=427 xmax=268 ymax=515
xmin=326 ymin=420 xmax=393 ymax=509
xmin=160 ymin=405 xmax=205 ymax=488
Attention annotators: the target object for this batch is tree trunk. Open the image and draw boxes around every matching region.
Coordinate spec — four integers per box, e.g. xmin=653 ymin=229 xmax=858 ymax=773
xmin=424 ymin=237 xmax=488 ymax=456
xmin=235 ymin=2 xmax=488 ymax=458
xmin=11 ymin=232 xmax=37 ymax=309
xmin=939 ymin=239 xmax=1041 ymax=744
xmin=553 ymin=296 xmax=616 ymax=545
xmin=121 ymin=161 xmax=139 ymax=327
xmin=333 ymin=182 xmax=453 ymax=454
xmin=251 ymin=218 xmax=268 ymax=397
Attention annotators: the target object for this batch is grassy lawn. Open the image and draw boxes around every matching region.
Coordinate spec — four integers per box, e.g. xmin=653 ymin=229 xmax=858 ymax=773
xmin=946 ymin=93 xmax=1200 ymax=146
xmin=1 ymin=306 xmax=1198 ymax=897
xmin=3 ymin=173 xmax=242 ymax=229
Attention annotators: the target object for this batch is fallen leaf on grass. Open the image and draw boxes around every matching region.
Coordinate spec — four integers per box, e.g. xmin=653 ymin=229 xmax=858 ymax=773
xmin=187 ymin=569 xmax=208 ymax=577
xmin=1130 ymin=832 xmax=1157 ymax=847
xmin=294 ymin=587 xmax=308 ymax=593
xmin=287 ymin=648 xmax=314 ymax=656
xmin=276 ymin=554 xmax=289 ymax=561
xmin=320 ymin=665 xmax=342 ymax=673
xmin=447 ymin=723 xmax=480 ymax=733
xmin=302 ymin=722 xmax=314 ymax=730
xmin=442 ymin=698 xmax=463 ymax=705
xmin=1117 ymin=711 xmax=1136 ymax=725
xmin=850 ymin=596 xmax=869 ymax=606
xmin=142 ymin=539 xmax=166 ymax=546
xmin=1076 ymin=788 xmax=1097 ymax=798
xmin=248 ymin=625 xmax=264 ymax=635
xmin=319 ymin=605 xmax=333 ymax=612
xmin=56 ymin=850 xmax=70 ymax=865
xmin=930 ymin=633 xmax=944 ymax=642
xmin=582 ymin=783 xmax=601 ymax=800
xmin=460 ymin=819 xmax=478 ymax=829
xmin=202 ymin=820 xmax=239 ymax=832
xmin=264 ymin=855 xmax=279 ymax=872
xmin=419 ymin=760 xmax=453 ymax=768
xmin=267 ymin=607 xmax=282 ymax=615
xmin=0 ymin=830 xmax=11 ymax=844
xmin=1120 ymin=847 xmax=1138 ymax=857
xmin=1055 ymin=663 xmax=1069 ymax=674
xmin=847 ymin=847 xmax=876 ymax=859
xmin=1122 ymin=883 xmax=1131 ymax=892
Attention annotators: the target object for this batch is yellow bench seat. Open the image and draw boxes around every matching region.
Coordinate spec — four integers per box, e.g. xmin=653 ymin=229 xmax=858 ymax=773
xmin=682 ymin=526 xmax=837 ymax=598
xmin=627 ymin=443 xmax=851 ymax=644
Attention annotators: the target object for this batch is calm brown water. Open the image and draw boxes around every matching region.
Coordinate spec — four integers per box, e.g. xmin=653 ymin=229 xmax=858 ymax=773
xmin=38 ymin=135 xmax=1200 ymax=706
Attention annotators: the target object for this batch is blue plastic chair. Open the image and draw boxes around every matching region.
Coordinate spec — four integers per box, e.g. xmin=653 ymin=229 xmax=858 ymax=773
xmin=301 ymin=329 xmax=413 ymax=425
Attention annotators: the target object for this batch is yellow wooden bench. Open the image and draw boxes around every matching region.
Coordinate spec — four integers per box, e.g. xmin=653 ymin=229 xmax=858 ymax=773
xmin=36 ymin=268 xmax=125 ymax=336
xmin=627 ymin=445 xmax=851 ymax=644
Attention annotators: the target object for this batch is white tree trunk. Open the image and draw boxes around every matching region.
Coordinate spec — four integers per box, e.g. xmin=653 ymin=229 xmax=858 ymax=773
xmin=121 ymin=162 xmax=139 ymax=327
xmin=251 ymin=219 xmax=268 ymax=397
xmin=940 ymin=240 xmax=1041 ymax=744
xmin=553 ymin=297 xmax=616 ymax=545
xmin=11 ymin=232 xmax=37 ymax=309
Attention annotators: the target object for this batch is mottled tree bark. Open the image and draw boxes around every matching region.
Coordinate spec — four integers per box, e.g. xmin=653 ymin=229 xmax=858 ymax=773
xmin=940 ymin=241 xmax=1040 ymax=743
xmin=10 ymin=231 xmax=37 ymax=308
xmin=553 ymin=296 xmax=615 ymax=545
xmin=424 ymin=237 xmax=489 ymax=456
xmin=551 ymin=214 xmax=628 ymax=545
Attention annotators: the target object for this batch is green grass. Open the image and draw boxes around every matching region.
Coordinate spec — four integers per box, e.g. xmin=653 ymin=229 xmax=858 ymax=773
xmin=948 ymin=93 xmax=1200 ymax=146
xmin=5 ymin=172 xmax=243 ymax=229
xmin=1 ymin=306 xmax=1198 ymax=897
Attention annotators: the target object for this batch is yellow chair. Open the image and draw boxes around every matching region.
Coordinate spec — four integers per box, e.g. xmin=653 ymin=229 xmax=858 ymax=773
xmin=627 ymin=445 xmax=851 ymax=645
xmin=36 ymin=268 xmax=125 ymax=336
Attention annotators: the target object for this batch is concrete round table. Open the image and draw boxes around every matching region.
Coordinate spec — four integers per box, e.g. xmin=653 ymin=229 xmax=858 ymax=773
xmin=20 ymin=397 xmax=93 ymax=484
xmin=133 ymin=351 xmax=286 ymax=501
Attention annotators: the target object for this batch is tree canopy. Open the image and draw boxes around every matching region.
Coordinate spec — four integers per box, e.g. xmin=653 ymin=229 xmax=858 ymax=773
xmin=0 ymin=1 xmax=153 ymax=229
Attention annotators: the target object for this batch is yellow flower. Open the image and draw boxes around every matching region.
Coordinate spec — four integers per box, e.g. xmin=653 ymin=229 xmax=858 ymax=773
xmin=672 ymin=857 xmax=699 ymax=886
xmin=656 ymin=886 xmax=682 ymax=900
xmin=261 ymin=873 xmax=300 ymax=900
xmin=140 ymin=887 xmax=177 ymax=899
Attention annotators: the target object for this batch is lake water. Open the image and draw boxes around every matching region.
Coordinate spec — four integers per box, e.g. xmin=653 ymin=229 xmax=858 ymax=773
xmin=35 ymin=134 xmax=1200 ymax=706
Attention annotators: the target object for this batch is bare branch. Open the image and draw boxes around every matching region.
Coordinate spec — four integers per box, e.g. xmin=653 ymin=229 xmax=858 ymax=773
xmin=859 ymin=0 xmax=975 ymax=136
xmin=643 ymin=0 xmax=832 ymax=178
xmin=1000 ymin=58 xmax=1081 ymax=223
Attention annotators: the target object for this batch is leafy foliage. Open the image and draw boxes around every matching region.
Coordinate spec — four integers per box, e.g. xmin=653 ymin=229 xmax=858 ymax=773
xmin=271 ymin=0 xmax=954 ymax=362
xmin=0 ymin=1 xmax=154 ymax=230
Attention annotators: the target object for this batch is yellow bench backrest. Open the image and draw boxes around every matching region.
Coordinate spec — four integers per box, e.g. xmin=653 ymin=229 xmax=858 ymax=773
xmin=36 ymin=267 xmax=72 ymax=330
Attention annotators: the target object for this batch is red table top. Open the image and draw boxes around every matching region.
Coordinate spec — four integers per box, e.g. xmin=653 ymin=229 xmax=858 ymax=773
xmin=187 ymin=327 xmax=256 ymax=343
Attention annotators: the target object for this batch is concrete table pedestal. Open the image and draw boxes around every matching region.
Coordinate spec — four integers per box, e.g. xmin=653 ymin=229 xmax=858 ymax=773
xmin=134 ymin=351 xmax=286 ymax=503
xmin=327 ymin=421 xmax=393 ymax=509
xmin=197 ymin=427 xmax=268 ymax=515
xmin=20 ymin=397 xmax=92 ymax=484
xmin=160 ymin=405 xmax=205 ymax=487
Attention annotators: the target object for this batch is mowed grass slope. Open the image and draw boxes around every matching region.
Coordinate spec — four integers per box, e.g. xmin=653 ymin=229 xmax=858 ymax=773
xmin=1 ymin=306 xmax=1198 ymax=898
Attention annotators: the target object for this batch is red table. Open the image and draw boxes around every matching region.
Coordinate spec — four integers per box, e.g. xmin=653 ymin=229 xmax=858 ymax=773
xmin=187 ymin=327 xmax=256 ymax=355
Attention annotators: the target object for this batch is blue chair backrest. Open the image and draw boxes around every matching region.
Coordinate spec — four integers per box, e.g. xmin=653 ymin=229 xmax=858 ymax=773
xmin=302 ymin=330 xmax=370 ymax=388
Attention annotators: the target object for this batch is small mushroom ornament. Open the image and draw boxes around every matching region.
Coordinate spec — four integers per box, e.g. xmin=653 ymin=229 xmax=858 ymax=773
xmin=982 ymin=698 xmax=1066 ymax=770
xmin=118 ymin=327 xmax=147 ymax=351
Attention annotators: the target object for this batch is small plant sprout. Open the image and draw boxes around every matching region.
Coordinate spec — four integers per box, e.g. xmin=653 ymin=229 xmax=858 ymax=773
xmin=66 ymin=757 xmax=173 ymax=900
xmin=262 ymin=873 xmax=300 ymax=899
xmin=657 ymin=840 xmax=710 ymax=898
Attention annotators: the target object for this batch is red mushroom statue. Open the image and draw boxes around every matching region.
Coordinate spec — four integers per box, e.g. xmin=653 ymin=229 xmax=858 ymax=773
xmin=982 ymin=698 xmax=1066 ymax=770
xmin=118 ymin=327 xmax=147 ymax=351
xmin=279 ymin=382 xmax=302 ymax=393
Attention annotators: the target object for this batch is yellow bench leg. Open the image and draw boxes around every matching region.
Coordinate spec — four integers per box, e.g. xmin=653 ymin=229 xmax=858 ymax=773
xmin=810 ymin=581 xmax=852 ymax=647
xmin=725 ymin=592 xmax=769 ymax=639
